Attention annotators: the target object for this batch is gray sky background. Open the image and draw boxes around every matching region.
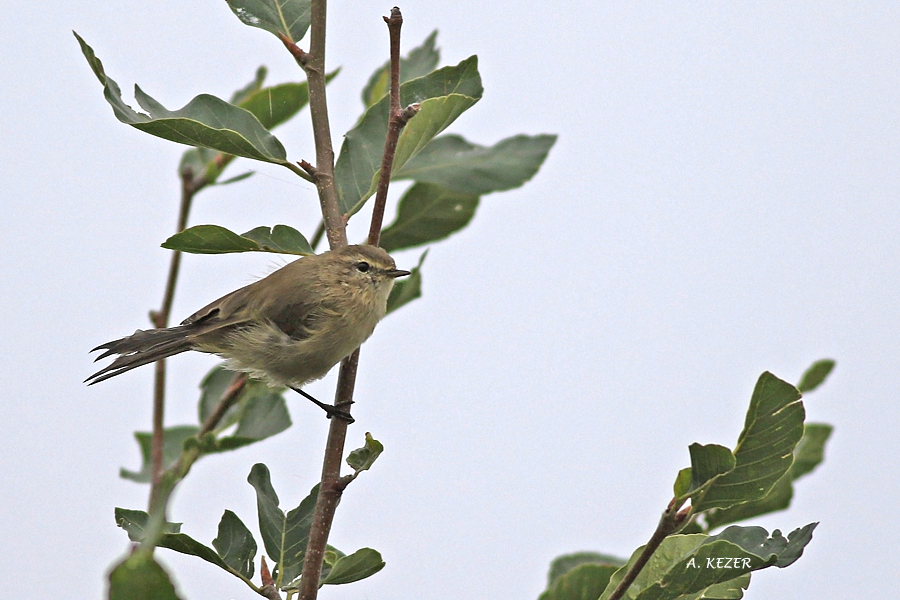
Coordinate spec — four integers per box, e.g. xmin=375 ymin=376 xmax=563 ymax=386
xmin=2 ymin=2 xmax=898 ymax=598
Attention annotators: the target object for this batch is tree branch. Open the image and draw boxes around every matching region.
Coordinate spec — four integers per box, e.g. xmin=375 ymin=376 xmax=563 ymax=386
xmin=367 ymin=7 xmax=419 ymax=246
xmin=606 ymin=499 xmax=692 ymax=600
xmin=296 ymin=7 xmax=414 ymax=600
xmin=147 ymin=167 xmax=199 ymax=514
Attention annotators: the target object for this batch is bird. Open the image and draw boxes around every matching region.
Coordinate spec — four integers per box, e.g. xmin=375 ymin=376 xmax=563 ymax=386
xmin=86 ymin=245 xmax=409 ymax=417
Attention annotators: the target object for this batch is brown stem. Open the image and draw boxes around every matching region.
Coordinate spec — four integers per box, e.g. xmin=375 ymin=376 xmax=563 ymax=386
xmin=147 ymin=168 xmax=198 ymax=513
xmin=296 ymin=7 xmax=412 ymax=600
xmin=606 ymin=500 xmax=691 ymax=600
xmin=199 ymin=373 xmax=248 ymax=436
xmin=367 ymin=7 xmax=421 ymax=246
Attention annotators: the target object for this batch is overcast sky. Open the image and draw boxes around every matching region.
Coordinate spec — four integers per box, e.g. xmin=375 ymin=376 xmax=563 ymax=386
xmin=3 ymin=2 xmax=898 ymax=599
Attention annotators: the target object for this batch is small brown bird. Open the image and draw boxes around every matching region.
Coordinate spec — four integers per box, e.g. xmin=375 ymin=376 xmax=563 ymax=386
xmin=87 ymin=245 xmax=409 ymax=411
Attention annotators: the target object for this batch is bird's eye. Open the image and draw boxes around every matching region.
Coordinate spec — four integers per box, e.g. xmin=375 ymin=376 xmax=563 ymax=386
xmin=356 ymin=261 xmax=371 ymax=273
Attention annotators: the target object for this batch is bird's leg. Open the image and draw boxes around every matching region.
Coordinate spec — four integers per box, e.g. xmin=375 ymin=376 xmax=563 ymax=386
xmin=289 ymin=387 xmax=355 ymax=424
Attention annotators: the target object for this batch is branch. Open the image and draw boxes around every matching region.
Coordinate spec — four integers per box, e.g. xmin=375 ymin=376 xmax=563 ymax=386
xmin=143 ymin=372 xmax=248 ymax=555
xmin=279 ymin=11 xmax=347 ymax=250
xmin=605 ymin=499 xmax=692 ymax=600
xmin=296 ymin=7 xmax=414 ymax=600
xmin=147 ymin=167 xmax=199 ymax=514
xmin=367 ymin=7 xmax=420 ymax=246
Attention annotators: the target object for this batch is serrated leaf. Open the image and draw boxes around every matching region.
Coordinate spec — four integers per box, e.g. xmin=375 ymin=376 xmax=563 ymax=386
xmin=248 ymin=463 xmax=320 ymax=584
xmin=225 ymin=0 xmax=311 ymax=43
xmin=335 ymin=56 xmax=484 ymax=216
xmin=692 ymin=372 xmax=804 ymax=512
xmin=120 ymin=426 xmax=199 ymax=483
xmin=797 ymin=359 xmax=835 ymax=393
xmin=162 ymin=224 xmax=313 ymax=255
xmin=380 ymin=183 xmax=479 ymax=252
xmin=321 ymin=548 xmax=385 ymax=584
xmin=213 ymin=510 xmax=257 ymax=579
xmin=394 ymin=133 xmax=557 ymax=194
xmin=599 ymin=524 xmax=816 ymax=600
xmin=547 ymin=552 xmax=627 ymax=587
xmin=346 ymin=432 xmax=384 ymax=473
xmin=386 ymin=250 xmax=426 ymax=314
xmin=362 ymin=30 xmax=440 ymax=107
xmin=109 ymin=553 xmax=182 ymax=600
xmin=75 ymin=33 xmax=288 ymax=164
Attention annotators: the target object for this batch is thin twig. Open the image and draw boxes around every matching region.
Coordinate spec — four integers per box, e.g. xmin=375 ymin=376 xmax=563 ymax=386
xmin=199 ymin=373 xmax=248 ymax=435
xmin=309 ymin=220 xmax=326 ymax=251
xmin=147 ymin=168 xmax=197 ymax=513
xmin=367 ymin=7 xmax=420 ymax=246
xmin=606 ymin=499 xmax=692 ymax=600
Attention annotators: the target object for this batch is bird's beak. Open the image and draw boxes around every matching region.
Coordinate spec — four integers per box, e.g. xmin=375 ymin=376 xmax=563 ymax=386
xmin=386 ymin=268 xmax=411 ymax=278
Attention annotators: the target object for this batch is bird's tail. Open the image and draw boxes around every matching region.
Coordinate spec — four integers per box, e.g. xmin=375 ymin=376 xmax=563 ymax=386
xmin=85 ymin=326 xmax=195 ymax=385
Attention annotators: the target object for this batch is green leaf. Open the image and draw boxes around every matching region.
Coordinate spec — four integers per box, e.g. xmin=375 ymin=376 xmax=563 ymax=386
xmin=75 ymin=33 xmax=288 ymax=164
xmin=599 ymin=524 xmax=816 ymax=600
xmin=797 ymin=359 xmax=835 ymax=393
xmin=673 ymin=468 xmax=692 ymax=498
xmin=686 ymin=443 xmax=736 ymax=497
xmin=109 ymin=553 xmax=182 ymax=600
xmin=230 ymin=66 xmax=268 ymax=105
xmin=335 ymin=56 xmax=484 ymax=216
xmin=386 ymin=250 xmax=427 ymax=314
xmin=198 ymin=364 xmax=243 ymax=426
xmin=248 ymin=463 xmax=320 ymax=584
xmin=703 ymin=475 xmax=793 ymax=533
xmin=362 ymin=30 xmax=441 ymax=107
xmin=179 ymin=69 xmax=335 ymax=185
xmin=547 ymin=552 xmax=627 ymax=587
xmin=225 ymin=0 xmax=312 ymax=43
xmin=321 ymin=548 xmax=386 ymax=584
xmin=394 ymin=133 xmax=557 ymax=194
xmin=692 ymin=372 xmax=805 ymax=512
xmin=241 ymin=225 xmax=314 ymax=255
xmin=115 ymin=507 xmax=181 ymax=539
xmin=346 ymin=432 xmax=384 ymax=473
xmin=380 ymin=183 xmax=479 ymax=252
xmin=115 ymin=508 xmax=237 ymax=574
xmin=162 ymin=224 xmax=313 ymax=255
xmin=120 ymin=426 xmax=199 ymax=483
xmin=790 ymin=423 xmax=832 ymax=479
xmin=213 ymin=510 xmax=257 ymax=579
xmin=702 ymin=422 xmax=833 ymax=531
xmin=540 ymin=563 xmax=620 ymax=600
